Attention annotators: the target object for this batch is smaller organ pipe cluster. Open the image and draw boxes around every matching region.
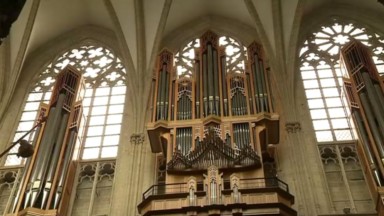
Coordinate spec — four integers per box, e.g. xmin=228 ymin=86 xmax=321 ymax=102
xmin=14 ymin=66 xmax=84 ymax=215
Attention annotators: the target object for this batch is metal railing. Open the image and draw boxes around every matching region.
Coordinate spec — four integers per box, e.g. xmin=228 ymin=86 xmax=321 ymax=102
xmin=142 ymin=177 xmax=289 ymax=201
xmin=142 ymin=183 xmax=189 ymax=200
xmin=238 ymin=177 xmax=289 ymax=192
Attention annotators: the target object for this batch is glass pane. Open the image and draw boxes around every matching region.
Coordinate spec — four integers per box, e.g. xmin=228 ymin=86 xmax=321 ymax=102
xmin=106 ymin=114 xmax=123 ymax=124
xmin=85 ymin=136 xmax=102 ymax=147
xmin=306 ymin=89 xmax=322 ymax=98
xmin=17 ymin=121 xmax=35 ymax=131
xmin=89 ymin=115 xmax=105 ymax=126
xmin=316 ymin=131 xmax=334 ymax=142
xmin=24 ymin=102 xmax=40 ymax=111
xmin=310 ymin=109 xmax=327 ymax=119
xmin=21 ymin=111 xmax=37 ymax=121
xmin=13 ymin=132 xmax=30 ymax=142
xmin=303 ymin=80 xmax=319 ymax=89
xmin=335 ymin=130 xmax=353 ymax=141
xmin=301 ymin=71 xmax=316 ymax=79
xmin=331 ymin=118 xmax=349 ymax=129
xmin=320 ymin=78 xmax=336 ymax=87
xmin=110 ymin=95 xmax=125 ymax=104
xmin=328 ymin=108 xmax=346 ymax=118
xmin=108 ymin=105 xmax=124 ymax=114
xmin=317 ymin=69 xmax=333 ymax=78
xmin=308 ymin=99 xmax=324 ymax=109
xmin=85 ymin=88 xmax=94 ymax=97
xmin=91 ymin=106 xmax=107 ymax=115
xmin=87 ymin=126 xmax=104 ymax=136
xmin=93 ymin=96 xmax=109 ymax=106
xmin=322 ymin=88 xmax=339 ymax=97
xmin=83 ymin=97 xmax=92 ymax=107
xmin=101 ymin=146 xmax=118 ymax=158
xmin=326 ymin=97 xmax=342 ymax=107
xmin=4 ymin=155 xmax=22 ymax=166
xmin=103 ymin=135 xmax=120 ymax=146
xmin=313 ymin=120 xmax=331 ymax=130
xmin=105 ymin=125 xmax=121 ymax=135
xmin=95 ymin=87 xmax=110 ymax=96
xmin=82 ymin=148 xmax=100 ymax=159
xmin=27 ymin=93 xmax=43 ymax=101
xmin=44 ymin=92 xmax=52 ymax=101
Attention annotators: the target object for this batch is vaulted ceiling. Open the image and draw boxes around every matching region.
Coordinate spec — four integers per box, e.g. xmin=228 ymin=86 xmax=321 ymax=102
xmin=1 ymin=0 xmax=384 ymax=121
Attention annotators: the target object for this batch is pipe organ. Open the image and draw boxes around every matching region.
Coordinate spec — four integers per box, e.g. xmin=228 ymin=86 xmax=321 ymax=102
xmin=341 ymin=40 xmax=384 ymax=214
xmin=143 ymin=31 xmax=296 ymax=215
xmin=13 ymin=66 xmax=84 ymax=216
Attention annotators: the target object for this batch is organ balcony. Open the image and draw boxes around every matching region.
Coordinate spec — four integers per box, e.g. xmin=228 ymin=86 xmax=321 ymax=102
xmin=138 ymin=167 xmax=296 ymax=216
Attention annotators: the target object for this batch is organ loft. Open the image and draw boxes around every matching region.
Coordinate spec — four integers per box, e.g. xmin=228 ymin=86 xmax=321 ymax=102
xmin=139 ymin=31 xmax=296 ymax=215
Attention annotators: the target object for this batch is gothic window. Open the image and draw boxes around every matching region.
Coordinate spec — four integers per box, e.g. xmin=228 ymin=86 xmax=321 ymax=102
xmin=174 ymin=36 xmax=247 ymax=77
xmin=4 ymin=43 xmax=127 ymax=166
xmin=300 ymin=21 xmax=384 ymax=143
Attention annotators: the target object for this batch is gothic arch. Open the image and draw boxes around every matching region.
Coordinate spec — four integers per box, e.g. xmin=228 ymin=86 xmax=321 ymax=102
xmin=161 ymin=15 xmax=261 ymax=53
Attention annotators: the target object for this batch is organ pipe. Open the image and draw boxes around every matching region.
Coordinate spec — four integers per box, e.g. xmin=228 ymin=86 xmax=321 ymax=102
xmin=14 ymin=66 xmax=84 ymax=214
xmin=341 ymin=40 xmax=384 ymax=189
xmin=353 ymin=111 xmax=383 ymax=186
xmin=149 ymin=32 xmax=276 ymax=174
xmin=361 ymin=72 xmax=384 ymax=136
xmin=359 ymin=92 xmax=384 ymax=157
xmin=195 ymin=59 xmax=200 ymax=118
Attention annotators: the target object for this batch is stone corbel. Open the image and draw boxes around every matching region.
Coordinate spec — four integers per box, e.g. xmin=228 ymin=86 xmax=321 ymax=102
xmin=130 ymin=133 xmax=145 ymax=145
xmin=285 ymin=122 xmax=301 ymax=133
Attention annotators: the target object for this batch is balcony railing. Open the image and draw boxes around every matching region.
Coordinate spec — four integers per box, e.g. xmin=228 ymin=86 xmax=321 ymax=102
xmin=142 ymin=182 xmax=188 ymax=200
xmin=238 ymin=177 xmax=289 ymax=192
xmin=142 ymin=177 xmax=289 ymax=201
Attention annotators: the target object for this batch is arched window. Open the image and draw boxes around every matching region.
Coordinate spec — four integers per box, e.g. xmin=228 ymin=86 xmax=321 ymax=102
xmin=5 ymin=43 xmax=127 ymax=166
xmin=175 ymin=36 xmax=247 ymax=78
xmin=300 ymin=21 xmax=384 ymax=143
xmin=299 ymin=20 xmax=384 ymax=213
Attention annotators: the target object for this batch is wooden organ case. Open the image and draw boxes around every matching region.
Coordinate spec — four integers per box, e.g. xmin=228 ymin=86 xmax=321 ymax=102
xmin=11 ymin=66 xmax=85 ymax=216
xmin=140 ymin=31 xmax=296 ymax=215
xmin=341 ymin=40 xmax=384 ymax=214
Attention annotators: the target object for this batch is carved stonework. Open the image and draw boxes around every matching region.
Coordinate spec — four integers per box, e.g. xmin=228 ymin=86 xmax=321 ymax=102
xmin=285 ymin=122 xmax=301 ymax=133
xmin=203 ymin=165 xmax=223 ymax=205
xmin=188 ymin=177 xmax=197 ymax=206
xmin=130 ymin=133 xmax=145 ymax=145
xmin=230 ymin=174 xmax=241 ymax=203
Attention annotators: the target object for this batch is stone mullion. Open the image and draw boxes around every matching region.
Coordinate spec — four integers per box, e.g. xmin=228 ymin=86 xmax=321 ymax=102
xmin=335 ymin=145 xmax=357 ymax=213
xmin=87 ymin=162 xmax=100 ymax=216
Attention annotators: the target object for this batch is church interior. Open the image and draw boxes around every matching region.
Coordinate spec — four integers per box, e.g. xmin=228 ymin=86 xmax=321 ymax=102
xmin=0 ymin=0 xmax=384 ymax=215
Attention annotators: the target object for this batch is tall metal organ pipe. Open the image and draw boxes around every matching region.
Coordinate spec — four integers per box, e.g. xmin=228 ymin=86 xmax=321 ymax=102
xmin=353 ymin=110 xmax=383 ymax=186
xmin=361 ymin=72 xmax=384 ymax=136
xmin=15 ymin=66 xmax=84 ymax=214
xmin=358 ymin=91 xmax=384 ymax=158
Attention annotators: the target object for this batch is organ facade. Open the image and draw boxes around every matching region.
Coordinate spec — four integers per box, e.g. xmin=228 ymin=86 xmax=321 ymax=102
xmin=140 ymin=31 xmax=296 ymax=215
